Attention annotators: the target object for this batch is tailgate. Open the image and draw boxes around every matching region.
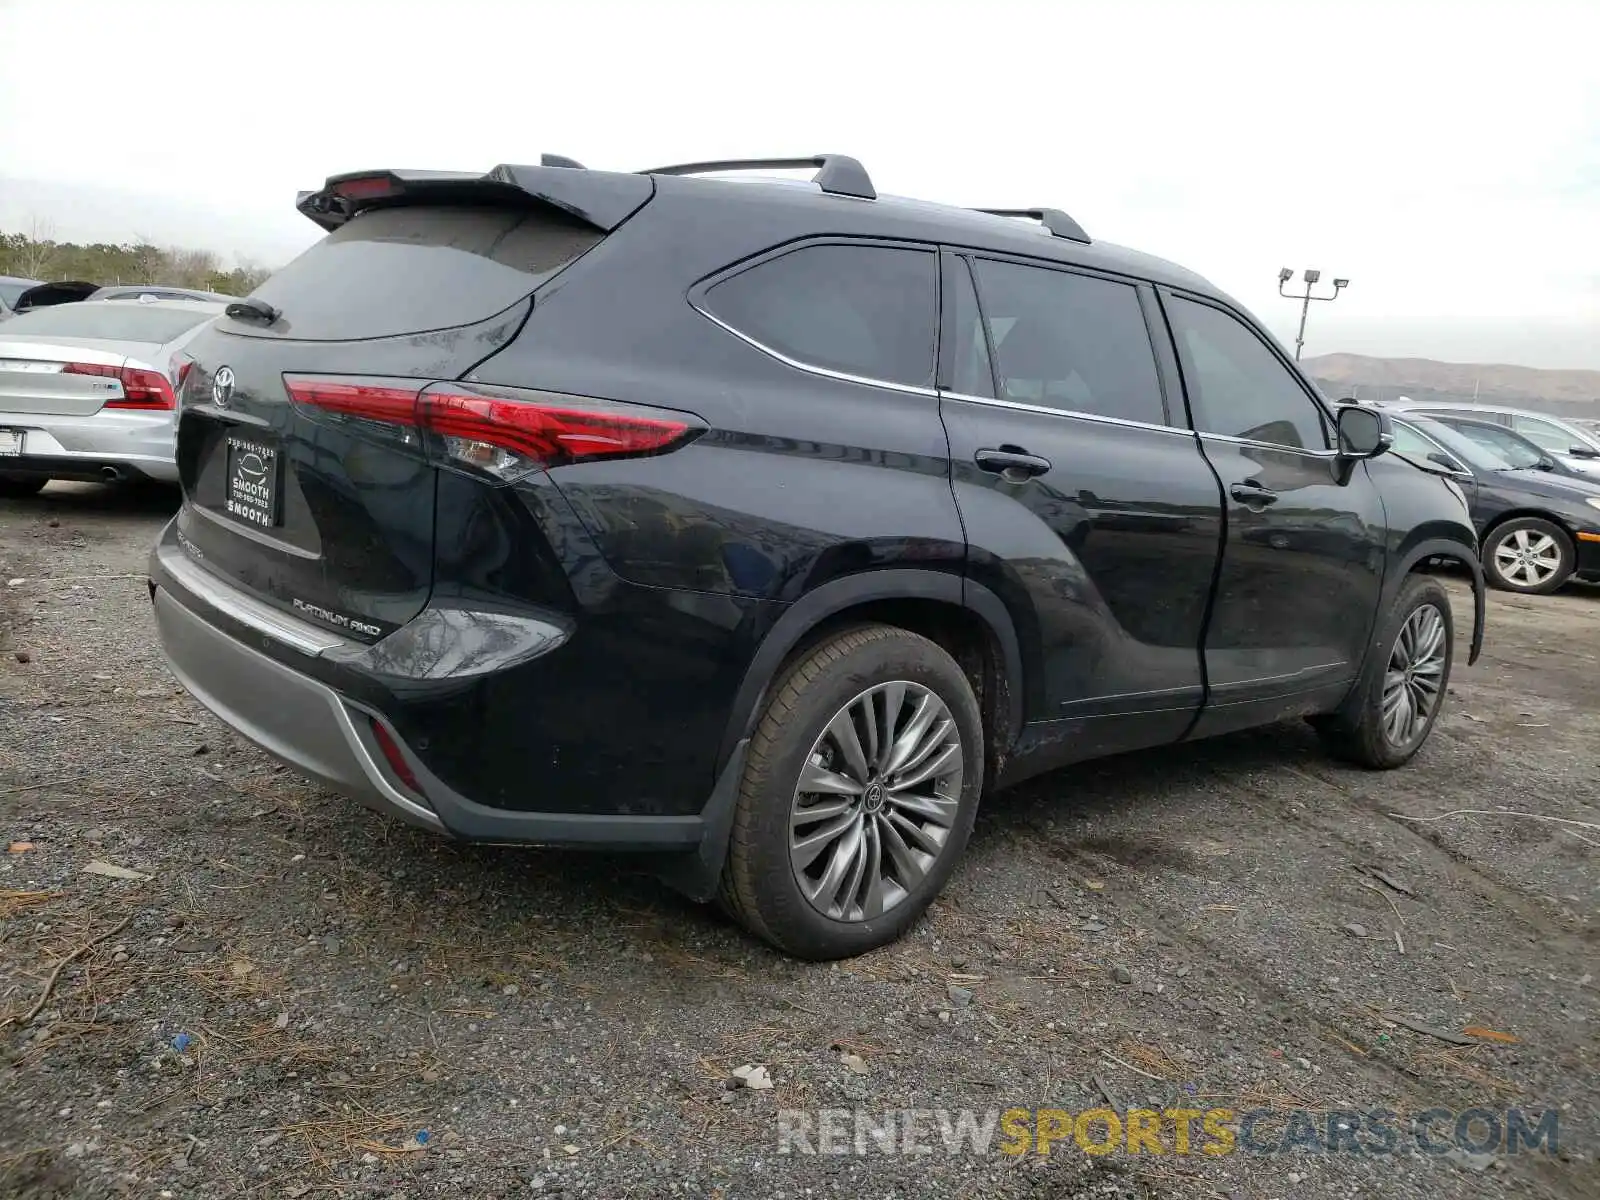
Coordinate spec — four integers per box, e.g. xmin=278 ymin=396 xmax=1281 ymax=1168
xmin=171 ymin=195 xmax=615 ymax=640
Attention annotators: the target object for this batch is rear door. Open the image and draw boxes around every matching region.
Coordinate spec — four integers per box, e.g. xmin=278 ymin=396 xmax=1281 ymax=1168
xmin=172 ymin=201 xmax=607 ymax=639
xmin=938 ymin=251 xmax=1223 ymax=767
xmin=1160 ymin=292 xmax=1386 ymax=735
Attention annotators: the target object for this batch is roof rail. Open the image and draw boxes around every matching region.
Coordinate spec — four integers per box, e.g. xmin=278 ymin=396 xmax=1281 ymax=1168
xmin=975 ymin=207 xmax=1091 ymax=245
xmin=638 ymin=154 xmax=876 ymax=200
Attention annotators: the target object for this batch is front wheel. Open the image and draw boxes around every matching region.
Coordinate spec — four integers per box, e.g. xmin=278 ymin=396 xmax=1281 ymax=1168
xmin=1483 ymin=517 xmax=1573 ymax=594
xmin=718 ymin=625 xmax=983 ymax=960
xmin=1314 ymin=573 xmax=1453 ymax=769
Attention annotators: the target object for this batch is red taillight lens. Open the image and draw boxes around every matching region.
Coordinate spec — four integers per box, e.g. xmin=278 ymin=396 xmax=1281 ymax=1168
xmin=171 ymin=354 xmax=195 ymax=393
xmin=284 ymin=375 xmax=700 ymax=480
xmin=420 ymin=387 xmax=693 ymax=475
xmin=333 ymin=175 xmax=399 ymax=201
xmin=285 ymin=377 xmax=420 ymax=426
xmin=62 ymin=362 xmax=177 ymax=410
xmin=369 ymin=719 xmax=423 ymax=795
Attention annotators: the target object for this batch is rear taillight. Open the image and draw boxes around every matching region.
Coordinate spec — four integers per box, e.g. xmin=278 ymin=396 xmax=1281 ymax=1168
xmin=171 ymin=354 xmax=195 ymax=393
xmin=62 ymin=362 xmax=177 ymax=410
xmin=284 ymin=375 xmax=700 ymax=480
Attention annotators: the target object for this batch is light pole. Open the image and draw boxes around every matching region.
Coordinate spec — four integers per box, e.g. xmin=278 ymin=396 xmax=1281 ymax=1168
xmin=1278 ymin=268 xmax=1348 ymax=360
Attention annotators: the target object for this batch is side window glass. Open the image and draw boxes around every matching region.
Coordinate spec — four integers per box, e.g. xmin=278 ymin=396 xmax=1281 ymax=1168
xmin=1167 ymin=297 xmax=1330 ymax=450
xmin=968 ymin=259 xmax=1165 ymax=424
xmin=1391 ymin=422 xmax=1445 ymax=460
xmin=1511 ymin=416 xmax=1569 ymax=453
xmin=947 ymin=258 xmax=994 ymax=398
xmin=702 ymin=244 xmax=937 ymax=388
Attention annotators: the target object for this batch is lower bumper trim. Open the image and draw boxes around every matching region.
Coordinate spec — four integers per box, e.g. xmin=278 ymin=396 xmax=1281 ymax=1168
xmin=152 ymin=577 xmax=713 ymax=851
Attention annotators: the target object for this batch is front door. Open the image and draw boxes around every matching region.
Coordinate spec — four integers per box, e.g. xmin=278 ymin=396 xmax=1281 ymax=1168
xmin=1159 ymin=292 xmax=1386 ymax=737
xmin=938 ymin=252 xmax=1224 ymax=775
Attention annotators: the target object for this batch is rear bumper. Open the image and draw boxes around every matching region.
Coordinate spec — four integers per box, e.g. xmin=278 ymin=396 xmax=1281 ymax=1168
xmin=148 ymin=532 xmax=733 ymax=853
xmin=0 ymin=410 xmax=177 ymax=481
xmin=154 ymin=585 xmax=445 ymax=832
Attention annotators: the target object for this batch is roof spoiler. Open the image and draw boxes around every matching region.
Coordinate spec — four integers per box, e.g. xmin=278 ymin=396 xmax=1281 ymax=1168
xmin=295 ymin=155 xmax=652 ymax=233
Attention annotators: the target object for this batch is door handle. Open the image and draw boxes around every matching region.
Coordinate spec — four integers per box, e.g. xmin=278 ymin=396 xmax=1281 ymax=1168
xmin=1229 ymin=482 xmax=1278 ymax=506
xmin=976 ymin=448 xmax=1052 ymax=478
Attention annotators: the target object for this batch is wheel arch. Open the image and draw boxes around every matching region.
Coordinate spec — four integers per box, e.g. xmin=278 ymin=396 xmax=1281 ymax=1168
xmin=1387 ymin=535 xmax=1485 ymax=667
xmin=1480 ymin=507 xmax=1578 ymax=548
xmin=715 ymin=570 xmax=1024 ymax=779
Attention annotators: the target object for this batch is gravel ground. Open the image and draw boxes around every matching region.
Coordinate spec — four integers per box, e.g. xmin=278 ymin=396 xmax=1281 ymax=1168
xmin=1 ymin=482 xmax=1596 ymax=1199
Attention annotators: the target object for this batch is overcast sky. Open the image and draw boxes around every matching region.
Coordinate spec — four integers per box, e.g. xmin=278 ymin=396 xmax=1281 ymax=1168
xmin=2 ymin=0 xmax=1595 ymax=368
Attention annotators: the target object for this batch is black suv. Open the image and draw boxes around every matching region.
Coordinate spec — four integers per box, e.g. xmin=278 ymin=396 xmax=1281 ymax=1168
xmin=148 ymin=154 xmax=1485 ymax=960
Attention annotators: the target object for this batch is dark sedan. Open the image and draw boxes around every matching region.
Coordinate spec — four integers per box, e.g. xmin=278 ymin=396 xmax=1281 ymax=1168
xmin=1390 ymin=414 xmax=1600 ymax=593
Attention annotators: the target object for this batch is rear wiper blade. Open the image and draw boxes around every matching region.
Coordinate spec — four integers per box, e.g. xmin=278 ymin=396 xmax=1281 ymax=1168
xmin=225 ymin=298 xmax=281 ymax=324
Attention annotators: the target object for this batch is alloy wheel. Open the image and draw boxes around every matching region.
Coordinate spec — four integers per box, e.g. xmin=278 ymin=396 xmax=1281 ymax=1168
xmin=1492 ymin=528 xmax=1562 ymax=588
xmin=1381 ymin=603 xmax=1447 ymax=747
xmin=789 ymin=681 xmax=964 ymax=922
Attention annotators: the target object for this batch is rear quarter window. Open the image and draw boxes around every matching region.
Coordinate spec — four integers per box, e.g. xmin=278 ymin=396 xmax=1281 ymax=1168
xmin=240 ymin=204 xmax=604 ymax=342
xmin=0 ymin=304 xmax=217 ymax=343
xmin=701 ymin=243 xmax=938 ymax=389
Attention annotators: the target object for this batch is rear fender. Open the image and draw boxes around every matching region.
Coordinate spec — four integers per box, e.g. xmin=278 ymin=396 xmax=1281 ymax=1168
xmin=714 ymin=569 xmax=1024 ymax=773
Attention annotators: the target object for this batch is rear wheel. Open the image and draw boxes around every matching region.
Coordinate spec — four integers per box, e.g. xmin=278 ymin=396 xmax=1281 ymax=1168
xmin=1314 ymin=573 xmax=1453 ymax=769
xmin=0 ymin=474 xmax=47 ymax=499
xmin=1483 ymin=516 xmax=1573 ymax=594
xmin=719 ymin=625 xmax=983 ymax=960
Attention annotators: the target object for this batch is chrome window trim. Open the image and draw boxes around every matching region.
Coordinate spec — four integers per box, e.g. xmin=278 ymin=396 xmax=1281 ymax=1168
xmin=690 ymin=305 xmax=939 ymax=397
xmin=157 ymin=541 xmax=349 ymax=656
xmin=938 ymin=388 xmax=1195 ymax=438
xmin=1195 ymin=431 xmax=1340 ymax=459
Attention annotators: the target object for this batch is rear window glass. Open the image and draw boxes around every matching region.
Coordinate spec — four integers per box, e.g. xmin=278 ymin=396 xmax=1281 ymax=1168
xmin=703 ymin=243 xmax=938 ymax=388
xmin=242 ymin=204 xmax=603 ymax=341
xmin=0 ymin=303 xmax=217 ymax=343
xmin=0 ymin=282 xmax=29 ymax=308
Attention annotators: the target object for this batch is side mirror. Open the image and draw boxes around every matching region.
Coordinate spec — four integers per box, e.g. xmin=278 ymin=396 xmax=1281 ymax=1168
xmin=1336 ymin=404 xmax=1392 ymax=459
xmin=1426 ymin=451 xmax=1467 ymax=474
xmin=1568 ymin=444 xmax=1599 ymax=459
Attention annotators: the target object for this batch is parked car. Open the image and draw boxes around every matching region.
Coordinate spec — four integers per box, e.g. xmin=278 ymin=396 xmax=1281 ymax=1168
xmin=91 ymin=285 xmax=242 ymax=305
xmin=1381 ymin=400 xmax=1600 ymax=478
xmin=8 ymin=280 xmax=101 ymax=313
xmin=0 ymin=298 xmax=224 ymax=494
xmin=1427 ymin=415 xmax=1587 ymax=479
xmin=146 ymin=154 xmax=1485 ymax=960
xmin=1387 ymin=413 xmax=1600 ymax=593
xmin=0 ymin=275 xmax=45 ymax=321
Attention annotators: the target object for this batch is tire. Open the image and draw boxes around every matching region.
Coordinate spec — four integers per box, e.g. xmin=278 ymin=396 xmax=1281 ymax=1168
xmin=1482 ymin=516 xmax=1573 ymax=595
xmin=718 ymin=624 xmax=984 ymax=960
xmin=0 ymin=474 xmax=48 ymax=499
xmin=1314 ymin=573 xmax=1453 ymax=769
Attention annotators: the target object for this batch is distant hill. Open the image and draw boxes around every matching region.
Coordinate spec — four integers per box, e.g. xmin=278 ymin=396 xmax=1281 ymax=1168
xmin=1304 ymin=353 xmax=1600 ymax=417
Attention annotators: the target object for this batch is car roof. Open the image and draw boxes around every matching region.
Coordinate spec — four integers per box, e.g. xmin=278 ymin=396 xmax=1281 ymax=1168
xmin=1391 ymin=400 xmax=1579 ymax=422
xmin=652 ymin=173 xmax=1220 ymax=295
xmin=0 ymin=274 xmax=45 ymax=287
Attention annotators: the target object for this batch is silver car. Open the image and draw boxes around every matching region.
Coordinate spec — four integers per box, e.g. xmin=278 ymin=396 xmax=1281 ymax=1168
xmin=1383 ymin=401 xmax=1600 ymax=478
xmin=0 ymin=299 xmax=224 ymax=495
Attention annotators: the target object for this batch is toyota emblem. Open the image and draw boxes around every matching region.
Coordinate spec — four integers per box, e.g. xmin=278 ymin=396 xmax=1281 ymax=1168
xmin=212 ymin=366 xmax=236 ymax=408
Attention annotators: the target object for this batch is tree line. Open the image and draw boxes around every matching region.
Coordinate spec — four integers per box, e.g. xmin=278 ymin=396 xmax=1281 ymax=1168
xmin=0 ymin=219 xmax=274 ymax=297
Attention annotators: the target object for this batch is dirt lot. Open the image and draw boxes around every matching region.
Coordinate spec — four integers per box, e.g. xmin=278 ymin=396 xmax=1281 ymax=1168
xmin=1 ymin=483 xmax=1595 ymax=1199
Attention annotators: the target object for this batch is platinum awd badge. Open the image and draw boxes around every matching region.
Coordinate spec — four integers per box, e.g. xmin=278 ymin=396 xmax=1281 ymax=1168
xmin=292 ymin=598 xmax=381 ymax=638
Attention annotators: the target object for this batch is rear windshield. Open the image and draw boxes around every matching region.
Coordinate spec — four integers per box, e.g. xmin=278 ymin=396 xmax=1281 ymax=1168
xmin=0 ymin=303 xmax=217 ymax=343
xmin=240 ymin=203 xmax=604 ymax=341
xmin=0 ymin=282 xmax=29 ymax=308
